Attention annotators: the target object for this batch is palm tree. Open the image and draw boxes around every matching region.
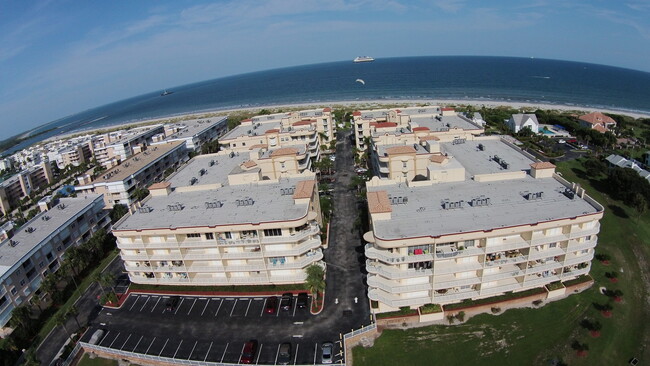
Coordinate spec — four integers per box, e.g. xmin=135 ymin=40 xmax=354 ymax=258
xmin=67 ymin=305 xmax=81 ymax=328
xmin=92 ymin=272 xmax=107 ymax=297
xmin=29 ymin=295 xmax=43 ymax=314
xmin=53 ymin=312 xmax=70 ymax=338
xmin=41 ymin=272 xmax=59 ymax=298
xmin=99 ymin=272 xmax=117 ymax=297
xmin=8 ymin=305 xmax=32 ymax=329
xmin=305 ymin=264 xmax=325 ymax=300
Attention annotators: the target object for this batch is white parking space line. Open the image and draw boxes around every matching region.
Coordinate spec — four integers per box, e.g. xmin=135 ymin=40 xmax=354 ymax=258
xmin=214 ymin=299 xmax=224 ymax=316
xmin=133 ymin=336 xmax=144 ymax=352
xmin=260 ymin=298 xmax=268 ymax=317
xmin=274 ymin=344 xmax=281 ymax=365
xmin=244 ymin=299 xmax=252 ymax=316
xmin=174 ymin=298 xmax=185 ymax=315
xmin=293 ymin=344 xmax=299 ymax=365
xmin=254 ymin=297 xmax=262 ymax=300
xmin=128 ymin=296 xmax=141 ymax=311
xmin=139 ymin=296 xmax=151 ymax=312
xmin=239 ymin=343 xmax=246 ymax=362
xmin=229 ymin=298 xmax=238 ymax=316
xmin=200 ymin=299 xmax=210 ymax=316
xmin=221 ymin=343 xmax=229 ymax=363
xmin=189 ymin=341 xmax=198 ymax=360
xmin=120 ymin=334 xmax=132 ymax=350
xmin=151 ymin=297 xmax=162 ymax=313
xmin=292 ymin=300 xmax=297 ymax=317
xmin=108 ymin=332 xmax=121 ymax=348
xmin=98 ymin=331 xmax=111 ymax=346
xmin=173 ymin=340 xmax=183 ymax=358
xmin=158 ymin=338 xmax=169 ymax=357
xmin=187 ymin=298 xmax=198 ymax=315
xmin=144 ymin=337 xmax=156 ymax=354
xmin=255 ymin=344 xmax=263 ymax=365
xmin=204 ymin=341 xmax=213 ymax=362
xmin=313 ymin=343 xmax=318 ymax=364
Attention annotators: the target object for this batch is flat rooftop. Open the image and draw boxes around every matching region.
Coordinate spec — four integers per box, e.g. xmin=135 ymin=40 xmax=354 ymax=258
xmin=114 ymin=177 xmax=312 ymax=231
xmin=441 ymin=138 xmax=533 ymax=176
xmin=165 ymin=116 xmax=228 ymax=140
xmin=220 ymin=120 xmax=282 ymax=141
xmin=411 ymin=114 xmax=481 ymax=132
xmin=0 ymin=195 xmax=103 ymax=277
xmin=109 ymin=125 xmax=163 ymax=146
xmin=87 ymin=141 xmax=185 ymax=184
xmin=167 ymin=151 xmax=252 ymax=188
xmin=376 ymin=143 xmax=429 ymax=157
xmin=368 ymin=177 xmax=601 ymax=240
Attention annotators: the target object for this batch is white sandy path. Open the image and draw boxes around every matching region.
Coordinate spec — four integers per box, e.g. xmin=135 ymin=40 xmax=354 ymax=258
xmin=46 ymin=99 xmax=650 ymax=142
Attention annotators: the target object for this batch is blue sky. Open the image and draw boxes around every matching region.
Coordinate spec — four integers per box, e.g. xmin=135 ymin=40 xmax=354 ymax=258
xmin=1 ymin=0 xmax=649 ymax=136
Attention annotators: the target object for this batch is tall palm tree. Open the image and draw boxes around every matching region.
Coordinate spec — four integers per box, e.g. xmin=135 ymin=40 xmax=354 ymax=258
xmin=305 ymin=264 xmax=326 ymax=300
xmin=100 ymin=272 xmax=118 ymax=298
xmin=53 ymin=312 xmax=70 ymax=338
xmin=29 ymin=295 xmax=43 ymax=314
xmin=67 ymin=305 xmax=81 ymax=328
xmin=8 ymin=305 xmax=32 ymax=329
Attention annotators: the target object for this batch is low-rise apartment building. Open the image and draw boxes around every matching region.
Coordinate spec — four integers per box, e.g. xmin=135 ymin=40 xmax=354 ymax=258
xmin=353 ymin=106 xmax=484 ymax=153
xmin=93 ymin=125 xmax=165 ymax=168
xmin=0 ymin=194 xmax=109 ymax=329
xmin=75 ymin=141 xmax=186 ymax=208
xmin=112 ymin=148 xmax=324 ymax=287
xmin=219 ymin=108 xmax=334 ymax=159
xmin=154 ymin=116 xmax=229 ymax=151
xmin=364 ymin=135 xmax=604 ymax=313
xmin=0 ymin=162 xmax=55 ymax=215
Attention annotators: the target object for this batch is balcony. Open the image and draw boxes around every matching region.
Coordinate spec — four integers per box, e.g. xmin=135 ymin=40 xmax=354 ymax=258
xmin=566 ymin=238 xmax=597 ymax=252
xmin=217 ymin=237 xmax=261 ymax=246
xmin=148 ymin=252 xmax=184 ymax=261
xmin=184 ymin=251 xmax=222 ymax=260
xmin=485 ymin=254 xmax=529 ymax=267
xmin=560 ymin=267 xmax=590 ymax=279
xmin=527 ymin=246 xmax=565 ymax=260
xmin=568 ymin=224 xmax=600 ymax=239
xmin=529 ymin=233 xmax=569 ymax=246
xmin=120 ymin=252 xmax=149 ymax=261
xmin=268 ymin=249 xmax=323 ymax=270
xmin=261 ymin=225 xmax=320 ymax=244
xmin=484 ymin=236 xmax=529 ymax=252
xmin=367 ymin=274 xmax=432 ymax=294
xmin=432 ymin=275 xmax=482 ymax=290
xmin=564 ymin=251 xmax=594 ymax=266
xmin=433 ymin=260 xmax=483 ymax=275
xmin=368 ymin=288 xmax=430 ymax=308
xmin=524 ymin=274 xmax=561 ymax=287
xmin=481 ymin=267 xmax=526 ymax=282
xmin=479 ymin=280 xmax=523 ymax=296
xmin=264 ymin=238 xmax=321 ymax=257
xmin=225 ymin=261 xmax=267 ymax=272
xmin=432 ymin=289 xmax=480 ymax=303
xmin=527 ymin=260 xmax=563 ymax=274
xmin=367 ymin=260 xmax=433 ymax=279
xmin=220 ymin=250 xmax=263 ymax=259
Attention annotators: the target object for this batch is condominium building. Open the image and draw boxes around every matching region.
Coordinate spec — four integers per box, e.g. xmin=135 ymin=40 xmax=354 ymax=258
xmin=219 ymin=108 xmax=334 ymax=159
xmin=75 ymin=141 xmax=186 ymax=208
xmin=0 ymin=162 xmax=55 ymax=215
xmin=59 ymin=142 xmax=93 ymax=168
xmin=364 ymin=136 xmax=604 ymax=313
xmin=353 ymin=106 xmax=484 ymax=152
xmin=154 ymin=116 xmax=229 ymax=151
xmin=0 ymin=194 xmax=109 ymax=329
xmin=92 ymin=125 xmax=165 ymax=168
xmin=112 ymin=148 xmax=323 ymax=287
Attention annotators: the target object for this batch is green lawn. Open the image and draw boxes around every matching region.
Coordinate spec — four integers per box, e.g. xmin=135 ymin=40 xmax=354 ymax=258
xmin=77 ymin=354 xmax=118 ymax=366
xmin=354 ymin=158 xmax=650 ymax=365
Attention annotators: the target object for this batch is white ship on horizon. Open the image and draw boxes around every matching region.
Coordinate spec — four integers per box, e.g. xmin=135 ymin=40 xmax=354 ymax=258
xmin=353 ymin=56 xmax=375 ymax=63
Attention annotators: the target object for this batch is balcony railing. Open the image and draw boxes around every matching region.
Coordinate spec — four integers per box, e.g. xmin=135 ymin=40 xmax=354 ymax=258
xmin=367 ymin=274 xmax=432 ymax=294
xmin=481 ymin=269 xmax=526 ymax=283
xmin=260 ymin=225 xmax=320 ymax=244
xmin=479 ymin=281 xmax=523 ymax=296
xmin=366 ymin=260 xmax=433 ymax=279
xmin=264 ymin=238 xmax=321 ymax=257
xmin=368 ymin=288 xmax=430 ymax=308
xmin=432 ymin=289 xmax=480 ymax=302
xmin=432 ymin=276 xmax=482 ymax=290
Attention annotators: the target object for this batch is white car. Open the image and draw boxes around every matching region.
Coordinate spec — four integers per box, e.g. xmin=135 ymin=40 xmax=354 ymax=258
xmin=558 ymin=139 xmax=566 ymax=144
xmin=329 ymin=155 xmax=336 ymax=162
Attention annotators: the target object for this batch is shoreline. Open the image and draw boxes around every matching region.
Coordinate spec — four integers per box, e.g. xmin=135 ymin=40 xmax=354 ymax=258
xmin=44 ymin=98 xmax=650 ymax=143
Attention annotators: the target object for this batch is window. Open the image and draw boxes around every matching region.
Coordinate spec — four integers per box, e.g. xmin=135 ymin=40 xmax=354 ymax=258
xmin=187 ymin=233 xmax=201 ymax=239
xmin=0 ymin=296 xmax=7 ymax=307
xmin=264 ymin=228 xmax=282 ymax=237
xmin=56 ymin=246 xmax=62 ymax=251
xmin=408 ymin=261 xmax=432 ymax=270
xmin=205 ymin=233 xmax=214 ymax=240
xmin=408 ymin=245 xmax=430 ymax=255
xmin=223 ymin=232 xmax=233 ymax=239
xmin=19 ymin=280 xmax=25 ymax=287
xmin=402 ymin=161 xmax=407 ymax=168
xmin=464 ymin=240 xmax=475 ymax=247
xmin=39 ymin=261 xmax=44 ymax=268
xmin=281 ymin=162 xmax=286 ymax=169
xmin=549 ymin=242 xmax=558 ymax=248
xmin=10 ymin=287 xmax=17 ymax=295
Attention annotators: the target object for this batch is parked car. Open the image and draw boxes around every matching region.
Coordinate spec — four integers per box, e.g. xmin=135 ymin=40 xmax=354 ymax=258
xmin=165 ymin=296 xmax=180 ymax=311
xmin=280 ymin=293 xmax=293 ymax=311
xmin=296 ymin=293 xmax=308 ymax=308
xmin=265 ymin=296 xmax=278 ymax=314
xmin=558 ymin=139 xmax=566 ymax=144
xmin=240 ymin=340 xmax=258 ymax=364
xmin=278 ymin=342 xmax=292 ymax=365
xmin=321 ymin=341 xmax=334 ymax=364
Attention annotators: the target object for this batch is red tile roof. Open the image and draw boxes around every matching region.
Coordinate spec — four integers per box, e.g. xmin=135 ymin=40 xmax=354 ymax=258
xmin=249 ymin=144 xmax=267 ymax=150
xmin=293 ymin=180 xmax=315 ymax=199
xmin=353 ymin=111 xmax=362 ymax=116
xmin=579 ymin=112 xmax=616 ymax=126
xmin=265 ymin=129 xmax=280 ymax=134
xmin=370 ymin=122 xmax=398 ymax=128
xmin=386 ymin=146 xmax=416 ymax=155
xmin=292 ymin=120 xmax=314 ymax=126
xmin=149 ymin=182 xmax=171 ymax=190
xmin=323 ymin=107 xmax=331 ymax=112
xmin=270 ymin=147 xmax=298 ymax=157
xmin=530 ymin=162 xmax=556 ymax=169
xmin=367 ymin=191 xmax=392 ymax=214
xmin=413 ymin=127 xmax=430 ymax=132
xmin=441 ymin=107 xmax=455 ymax=111
xmin=429 ymin=155 xmax=449 ymax=164
xmin=241 ymin=160 xmax=258 ymax=168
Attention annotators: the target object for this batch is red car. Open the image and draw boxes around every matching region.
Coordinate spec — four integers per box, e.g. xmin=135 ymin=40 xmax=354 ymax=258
xmin=265 ymin=296 xmax=278 ymax=314
xmin=240 ymin=340 xmax=258 ymax=364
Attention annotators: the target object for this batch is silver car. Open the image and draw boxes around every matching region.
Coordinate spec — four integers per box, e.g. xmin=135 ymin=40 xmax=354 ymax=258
xmin=321 ymin=341 xmax=334 ymax=364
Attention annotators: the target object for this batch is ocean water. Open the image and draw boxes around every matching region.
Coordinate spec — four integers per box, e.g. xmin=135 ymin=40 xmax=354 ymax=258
xmin=6 ymin=56 xmax=650 ymax=155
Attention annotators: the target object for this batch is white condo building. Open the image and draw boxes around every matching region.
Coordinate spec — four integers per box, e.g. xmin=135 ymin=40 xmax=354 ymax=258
xmin=112 ymin=148 xmax=324 ymax=287
xmin=363 ymin=134 xmax=604 ymax=313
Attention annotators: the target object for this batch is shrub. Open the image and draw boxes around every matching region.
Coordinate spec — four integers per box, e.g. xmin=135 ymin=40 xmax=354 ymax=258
xmin=419 ymin=304 xmax=442 ymax=314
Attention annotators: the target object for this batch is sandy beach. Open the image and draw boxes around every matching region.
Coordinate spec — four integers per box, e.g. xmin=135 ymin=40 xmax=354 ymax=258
xmin=46 ymin=99 xmax=650 ymax=142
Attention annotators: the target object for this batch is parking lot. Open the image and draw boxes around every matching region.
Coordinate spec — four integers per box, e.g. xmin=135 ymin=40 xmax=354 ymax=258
xmin=84 ymin=294 xmax=345 ymax=364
